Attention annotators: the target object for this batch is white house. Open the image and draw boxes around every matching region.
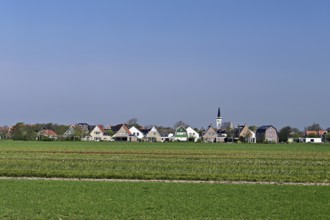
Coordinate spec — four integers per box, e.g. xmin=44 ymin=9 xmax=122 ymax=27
xmin=305 ymin=137 xmax=322 ymax=143
xmin=129 ymin=126 xmax=144 ymax=140
xmin=186 ymin=127 xmax=200 ymax=142
xmin=90 ymin=125 xmax=112 ymax=141
xmin=146 ymin=126 xmax=162 ymax=142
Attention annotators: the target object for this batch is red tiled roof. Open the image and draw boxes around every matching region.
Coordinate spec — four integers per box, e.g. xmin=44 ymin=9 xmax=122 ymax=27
xmin=305 ymin=130 xmax=327 ymax=136
xmin=98 ymin=125 xmax=105 ymax=133
xmin=40 ymin=128 xmax=58 ymax=137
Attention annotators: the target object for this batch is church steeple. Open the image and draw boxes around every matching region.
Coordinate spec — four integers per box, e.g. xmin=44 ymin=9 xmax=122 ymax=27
xmin=216 ymin=107 xmax=222 ymax=130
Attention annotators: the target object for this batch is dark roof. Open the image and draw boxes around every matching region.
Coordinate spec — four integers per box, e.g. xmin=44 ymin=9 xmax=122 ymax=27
xmin=110 ymin=124 xmax=125 ymax=132
xmin=256 ymin=125 xmax=276 ymax=133
xmin=77 ymin=123 xmax=93 ymax=132
xmin=140 ymin=129 xmax=151 ymax=135
xmin=220 ymin=122 xmax=234 ymax=130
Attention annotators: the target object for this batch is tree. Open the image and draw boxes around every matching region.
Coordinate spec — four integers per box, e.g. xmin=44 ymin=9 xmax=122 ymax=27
xmin=11 ymin=123 xmax=37 ymax=141
xmin=127 ymin=118 xmax=138 ymax=126
xmin=278 ymin=126 xmax=292 ymax=142
xmin=325 ymin=133 xmax=330 ymax=142
xmin=248 ymin=125 xmax=257 ymax=132
xmin=126 ymin=118 xmax=142 ymax=129
xmin=173 ymin=121 xmax=189 ymax=129
xmin=305 ymin=123 xmax=322 ymax=131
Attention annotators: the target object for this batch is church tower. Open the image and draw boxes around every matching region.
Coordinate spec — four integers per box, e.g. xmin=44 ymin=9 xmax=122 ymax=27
xmin=216 ymin=107 xmax=222 ymax=130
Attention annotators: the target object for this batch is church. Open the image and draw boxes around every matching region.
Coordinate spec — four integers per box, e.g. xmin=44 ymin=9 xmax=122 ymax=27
xmin=203 ymin=107 xmax=234 ymax=143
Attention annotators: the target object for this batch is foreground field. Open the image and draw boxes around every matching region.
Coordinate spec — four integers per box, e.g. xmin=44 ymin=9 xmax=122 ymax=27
xmin=0 ymin=141 xmax=329 ymax=183
xmin=0 ymin=179 xmax=329 ymax=219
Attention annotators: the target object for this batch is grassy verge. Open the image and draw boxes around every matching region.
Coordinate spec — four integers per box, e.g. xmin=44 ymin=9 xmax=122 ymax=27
xmin=0 ymin=179 xmax=329 ymax=219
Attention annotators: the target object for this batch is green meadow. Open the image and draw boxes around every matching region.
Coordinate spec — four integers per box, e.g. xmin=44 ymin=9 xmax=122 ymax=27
xmin=0 ymin=141 xmax=329 ymax=182
xmin=0 ymin=141 xmax=329 ymax=219
xmin=0 ymin=179 xmax=329 ymax=219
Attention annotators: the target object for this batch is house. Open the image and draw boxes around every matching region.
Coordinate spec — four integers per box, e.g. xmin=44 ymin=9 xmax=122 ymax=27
xmin=234 ymin=124 xmax=256 ymax=143
xmin=90 ymin=125 xmax=108 ymax=141
xmin=203 ymin=126 xmax=217 ymax=143
xmin=63 ymin=124 xmax=86 ymax=140
xmin=37 ymin=127 xmax=58 ymax=140
xmin=146 ymin=126 xmax=162 ymax=142
xmin=175 ymin=126 xmax=188 ymax=141
xmin=129 ymin=126 xmax=145 ymax=140
xmin=77 ymin=123 xmax=93 ymax=134
xmin=304 ymin=130 xmax=327 ymax=142
xmin=256 ymin=125 xmax=278 ymax=143
xmin=111 ymin=124 xmax=132 ymax=141
xmin=304 ymin=137 xmax=322 ymax=143
xmin=220 ymin=122 xmax=235 ymax=132
xmin=186 ymin=127 xmax=200 ymax=142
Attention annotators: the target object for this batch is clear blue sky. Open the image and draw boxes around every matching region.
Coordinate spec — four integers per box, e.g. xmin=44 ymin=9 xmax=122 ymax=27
xmin=0 ymin=0 xmax=329 ymax=130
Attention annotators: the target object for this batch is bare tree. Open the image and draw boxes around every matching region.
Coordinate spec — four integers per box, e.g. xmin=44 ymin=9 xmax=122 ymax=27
xmin=304 ymin=123 xmax=323 ymax=131
xmin=127 ymin=118 xmax=138 ymax=125
xmin=173 ymin=121 xmax=189 ymax=129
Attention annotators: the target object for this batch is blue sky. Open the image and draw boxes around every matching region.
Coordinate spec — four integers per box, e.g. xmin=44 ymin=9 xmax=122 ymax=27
xmin=0 ymin=0 xmax=329 ymax=130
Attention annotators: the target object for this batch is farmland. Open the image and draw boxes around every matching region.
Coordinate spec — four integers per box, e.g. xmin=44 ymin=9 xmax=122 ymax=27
xmin=0 ymin=141 xmax=329 ymax=183
xmin=0 ymin=179 xmax=329 ymax=219
xmin=0 ymin=141 xmax=329 ymax=219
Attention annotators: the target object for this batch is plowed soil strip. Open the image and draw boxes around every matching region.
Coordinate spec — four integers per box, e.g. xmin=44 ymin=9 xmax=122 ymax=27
xmin=0 ymin=176 xmax=329 ymax=186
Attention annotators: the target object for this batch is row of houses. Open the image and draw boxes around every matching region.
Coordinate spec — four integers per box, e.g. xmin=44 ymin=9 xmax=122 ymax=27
xmin=31 ymin=107 xmax=328 ymax=143
xmin=37 ymin=123 xmax=201 ymax=142
xmin=34 ymin=108 xmax=277 ymax=143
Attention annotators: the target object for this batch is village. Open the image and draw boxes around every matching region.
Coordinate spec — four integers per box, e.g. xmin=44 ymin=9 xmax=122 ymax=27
xmin=1 ymin=108 xmax=328 ymax=144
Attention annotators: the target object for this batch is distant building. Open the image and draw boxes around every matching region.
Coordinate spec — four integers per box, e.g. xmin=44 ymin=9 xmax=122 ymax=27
xmin=175 ymin=126 xmax=188 ymax=141
xmin=234 ymin=124 xmax=256 ymax=143
xmin=186 ymin=127 xmax=200 ymax=142
xmin=304 ymin=137 xmax=322 ymax=143
xmin=256 ymin=125 xmax=278 ymax=143
xmin=37 ymin=127 xmax=58 ymax=140
xmin=146 ymin=126 xmax=162 ymax=142
xmin=216 ymin=107 xmax=222 ymax=130
xmin=111 ymin=124 xmax=132 ymax=141
xmin=203 ymin=126 xmax=217 ymax=143
xmin=129 ymin=126 xmax=145 ymax=140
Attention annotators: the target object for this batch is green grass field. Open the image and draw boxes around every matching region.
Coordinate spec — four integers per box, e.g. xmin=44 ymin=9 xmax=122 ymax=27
xmin=0 ymin=179 xmax=329 ymax=219
xmin=0 ymin=141 xmax=329 ymax=182
xmin=0 ymin=141 xmax=329 ymax=219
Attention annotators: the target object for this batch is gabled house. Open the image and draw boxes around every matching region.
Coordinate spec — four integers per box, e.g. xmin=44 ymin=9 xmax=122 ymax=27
xmin=90 ymin=125 xmax=108 ymax=141
xmin=234 ymin=124 xmax=256 ymax=143
xmin=256 ymin=125 xmax=278 ymax=143
xmin=63 ymin=124 xmax=86 ymax=140
xmin=186 ymin=127 xmax=200 ymax=142
xmin=111 ymin=124 xmax=132 ymax=141
xmin=129 ymin=126 xmax=145 ymax=140
xmin=37 ymin=127 xmax=58 ymax=140
xmin=77 ymin=123 xmax=93 ymax=134
xmin=175 ymin=126 xmax=188 ymax=141
xmin=146 ymin=126 xmax=162 ymax=142
xmin=203 ymin=126 xmax=217 ymax=143
xmin=304 ymin=130 xmax=327 ymax=143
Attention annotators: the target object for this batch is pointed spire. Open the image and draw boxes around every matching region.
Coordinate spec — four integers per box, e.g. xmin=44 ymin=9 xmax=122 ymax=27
xmin=217 ymin=107 xmax=221 ymax=118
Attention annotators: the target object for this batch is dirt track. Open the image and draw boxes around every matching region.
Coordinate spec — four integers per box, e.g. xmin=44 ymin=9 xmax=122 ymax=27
xmin=0 ymin=176 xmax=329 ymax=186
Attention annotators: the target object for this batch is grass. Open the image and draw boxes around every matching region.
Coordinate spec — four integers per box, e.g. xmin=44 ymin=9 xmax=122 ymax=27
xmin=0 ymin=179 xmax=329 ymax=219
xmin=0 ymin=140 xmax=329 ymax=182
